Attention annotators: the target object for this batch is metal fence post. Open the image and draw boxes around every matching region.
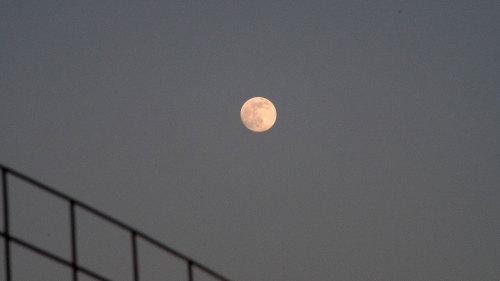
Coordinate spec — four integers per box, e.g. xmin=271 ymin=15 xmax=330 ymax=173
xmin=70 ymin=201 xmax=78 ymax=281
xmin=2 ymin=168 xmax=11 ymax=281
xmin=188 ymin=260 xmax=194 ymax=281
xmin=132 ymin=231 xmax=139 ymax=281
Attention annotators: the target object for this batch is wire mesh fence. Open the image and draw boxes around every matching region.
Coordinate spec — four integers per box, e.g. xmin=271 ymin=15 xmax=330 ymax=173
xmin=0 ymin=163 xmax=233 ymax=281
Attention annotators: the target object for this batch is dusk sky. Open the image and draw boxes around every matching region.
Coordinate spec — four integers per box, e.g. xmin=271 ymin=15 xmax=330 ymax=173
xmin=1 ymin=1 xmax=499 ymax=280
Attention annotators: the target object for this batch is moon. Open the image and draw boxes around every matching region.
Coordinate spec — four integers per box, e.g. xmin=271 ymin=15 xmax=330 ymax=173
xmin=240 ymin=97 xmax=277 ymax=132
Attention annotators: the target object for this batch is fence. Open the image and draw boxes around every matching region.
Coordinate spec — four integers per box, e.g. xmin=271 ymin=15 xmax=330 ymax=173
xmin=0 ymin=163 xmax=233 ymax=281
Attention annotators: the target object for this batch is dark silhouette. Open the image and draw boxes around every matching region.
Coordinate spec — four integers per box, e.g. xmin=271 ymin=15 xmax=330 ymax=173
xmin=0 ymin=163 xmax=233 ymax=281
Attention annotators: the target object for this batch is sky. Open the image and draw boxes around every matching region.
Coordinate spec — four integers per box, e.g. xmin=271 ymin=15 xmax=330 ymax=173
xmin=1 ymin=1 xmax=499 ymax=280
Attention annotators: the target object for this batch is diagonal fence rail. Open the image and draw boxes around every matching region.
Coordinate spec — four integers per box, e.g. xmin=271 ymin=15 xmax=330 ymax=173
xmin=0 ymin=163 xmax=233 ymax=281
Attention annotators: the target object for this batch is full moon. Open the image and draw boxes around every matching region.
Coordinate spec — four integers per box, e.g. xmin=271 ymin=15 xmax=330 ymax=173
xmin=240 ymin=97 xmax=277 ymax=132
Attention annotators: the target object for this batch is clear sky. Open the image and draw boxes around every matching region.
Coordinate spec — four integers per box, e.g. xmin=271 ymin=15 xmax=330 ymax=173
xmin=1 ymin=1 xmax=499 ymax=280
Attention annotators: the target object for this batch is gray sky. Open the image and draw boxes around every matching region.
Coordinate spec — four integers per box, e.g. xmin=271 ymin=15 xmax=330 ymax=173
xmin=1 ymin=1 xmax=499 ymax=280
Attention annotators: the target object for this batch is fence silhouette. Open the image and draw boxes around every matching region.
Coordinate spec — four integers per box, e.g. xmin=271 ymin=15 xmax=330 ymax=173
xmin=0 ymin=163 xmax=233 ymax=281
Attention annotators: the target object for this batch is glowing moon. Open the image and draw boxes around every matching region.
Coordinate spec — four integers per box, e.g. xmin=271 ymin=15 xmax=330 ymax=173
xmin=240 ymin=97 xmax=277 ymax=132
